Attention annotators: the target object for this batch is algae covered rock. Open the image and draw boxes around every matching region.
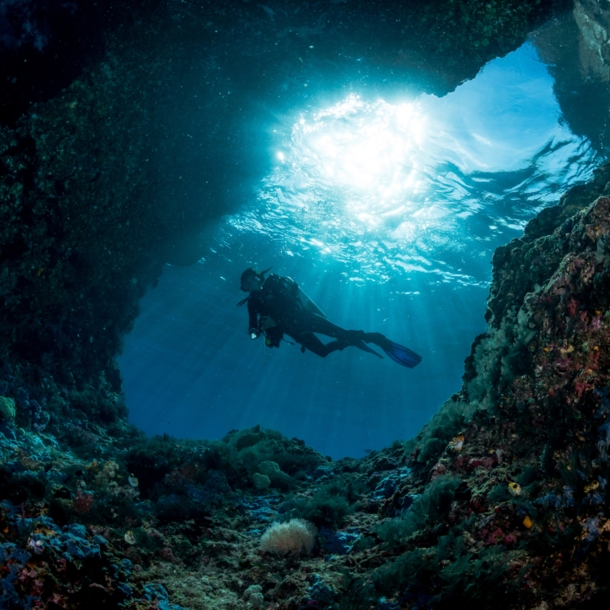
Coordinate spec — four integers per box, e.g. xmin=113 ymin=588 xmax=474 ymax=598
xmin=487 ymin=163 xmax=610 ymax=328
xmin=252 ymin=473 xmax=271 ymax=490
xmin=256 ymin=460 xmax=293 ymax=489
xmin=0 ymin=396 xmax=15 ymax=422
xmin=257 ymin=460 xmax=282 ymax=480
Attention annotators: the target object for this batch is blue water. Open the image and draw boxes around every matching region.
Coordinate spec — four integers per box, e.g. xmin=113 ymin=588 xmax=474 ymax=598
xmin=119 ymin=42 xmax=605 ymax=459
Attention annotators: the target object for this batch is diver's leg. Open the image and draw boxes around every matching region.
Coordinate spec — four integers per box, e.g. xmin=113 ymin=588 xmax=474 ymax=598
xmin=294 ymin=331 xmax=342 ymax=357
xmin=307 ymin=315 xmax=390 ymax=349
xmin=286 ymin=312 xmax=366 ymax=354
xmin=304 ymin=314 xmax=390 ymax=358
xmin=306 ymin=314 xmax=364 ymax=344
xmin=362 ymin=331 xmax=392 ymax=350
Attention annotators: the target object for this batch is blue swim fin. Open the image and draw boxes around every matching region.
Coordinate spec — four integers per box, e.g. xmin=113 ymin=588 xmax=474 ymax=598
xmin=382 ymin=341 xmax=422 ymax=368
xmin=363 ymin=333 xmax=422 ymax=368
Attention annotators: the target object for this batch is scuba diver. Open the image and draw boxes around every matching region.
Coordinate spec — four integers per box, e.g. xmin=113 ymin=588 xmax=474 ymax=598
xmin=237 ymin=267 xmax=422 ymax=368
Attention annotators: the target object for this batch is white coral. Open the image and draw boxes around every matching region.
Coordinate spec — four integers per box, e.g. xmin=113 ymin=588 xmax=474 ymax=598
xmin=259 ymin=518 xmax=317 ymax=555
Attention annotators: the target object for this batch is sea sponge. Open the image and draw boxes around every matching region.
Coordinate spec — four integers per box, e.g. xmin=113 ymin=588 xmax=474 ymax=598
xmin=260 ymin=518 xmax=317 ymax=555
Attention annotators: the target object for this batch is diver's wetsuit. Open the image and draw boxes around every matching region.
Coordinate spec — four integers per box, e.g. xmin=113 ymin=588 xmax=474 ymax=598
xmin=246 ymin=274 xmax=361 ymax=357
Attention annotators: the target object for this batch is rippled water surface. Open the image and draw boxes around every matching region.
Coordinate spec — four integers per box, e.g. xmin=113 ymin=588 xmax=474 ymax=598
xmin=223 ymin=43 xmax=601 ymax=287
xmin=120 ymin=41 xmax=607 ymax=458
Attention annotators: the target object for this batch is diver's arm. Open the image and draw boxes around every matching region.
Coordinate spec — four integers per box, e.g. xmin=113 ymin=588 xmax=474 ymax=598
xmin=247 ymin=299 xmax=261 ymax=339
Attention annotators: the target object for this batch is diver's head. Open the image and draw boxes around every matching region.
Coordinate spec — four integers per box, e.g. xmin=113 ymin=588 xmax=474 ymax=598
xmin=240 ymin=266 xmax=271 ymax=292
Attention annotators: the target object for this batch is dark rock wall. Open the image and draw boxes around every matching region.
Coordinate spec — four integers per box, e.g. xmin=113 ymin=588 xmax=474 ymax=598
xmin=0 ymin=0 xmax=165 ymax=126
xmin=1 ymin=56 xmax=163 ymax=412
xmin=1 ymin=1 xmax=572 ymax=126
xmin=533 ymin=0 xmax=610 ymax=154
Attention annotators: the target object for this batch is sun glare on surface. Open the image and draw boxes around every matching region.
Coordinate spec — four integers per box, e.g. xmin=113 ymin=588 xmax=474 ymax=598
xmin=292 ymin=94 xmax=427 ymax=198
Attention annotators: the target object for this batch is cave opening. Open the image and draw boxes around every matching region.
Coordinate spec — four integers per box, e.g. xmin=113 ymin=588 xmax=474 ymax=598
xmin=119 ymin=26 xmax=607 ymax=458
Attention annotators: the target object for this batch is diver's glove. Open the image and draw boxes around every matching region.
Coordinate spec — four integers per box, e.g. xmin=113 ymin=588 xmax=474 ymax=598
xmin=249 ymin=328 xmax=261 ymax=340
xmin=259 ymin=315 xmax=276 ymax=330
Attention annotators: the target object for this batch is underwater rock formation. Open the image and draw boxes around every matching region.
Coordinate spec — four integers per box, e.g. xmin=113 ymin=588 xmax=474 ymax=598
xmin=382 ymin=166 xmax=610 ymax=607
